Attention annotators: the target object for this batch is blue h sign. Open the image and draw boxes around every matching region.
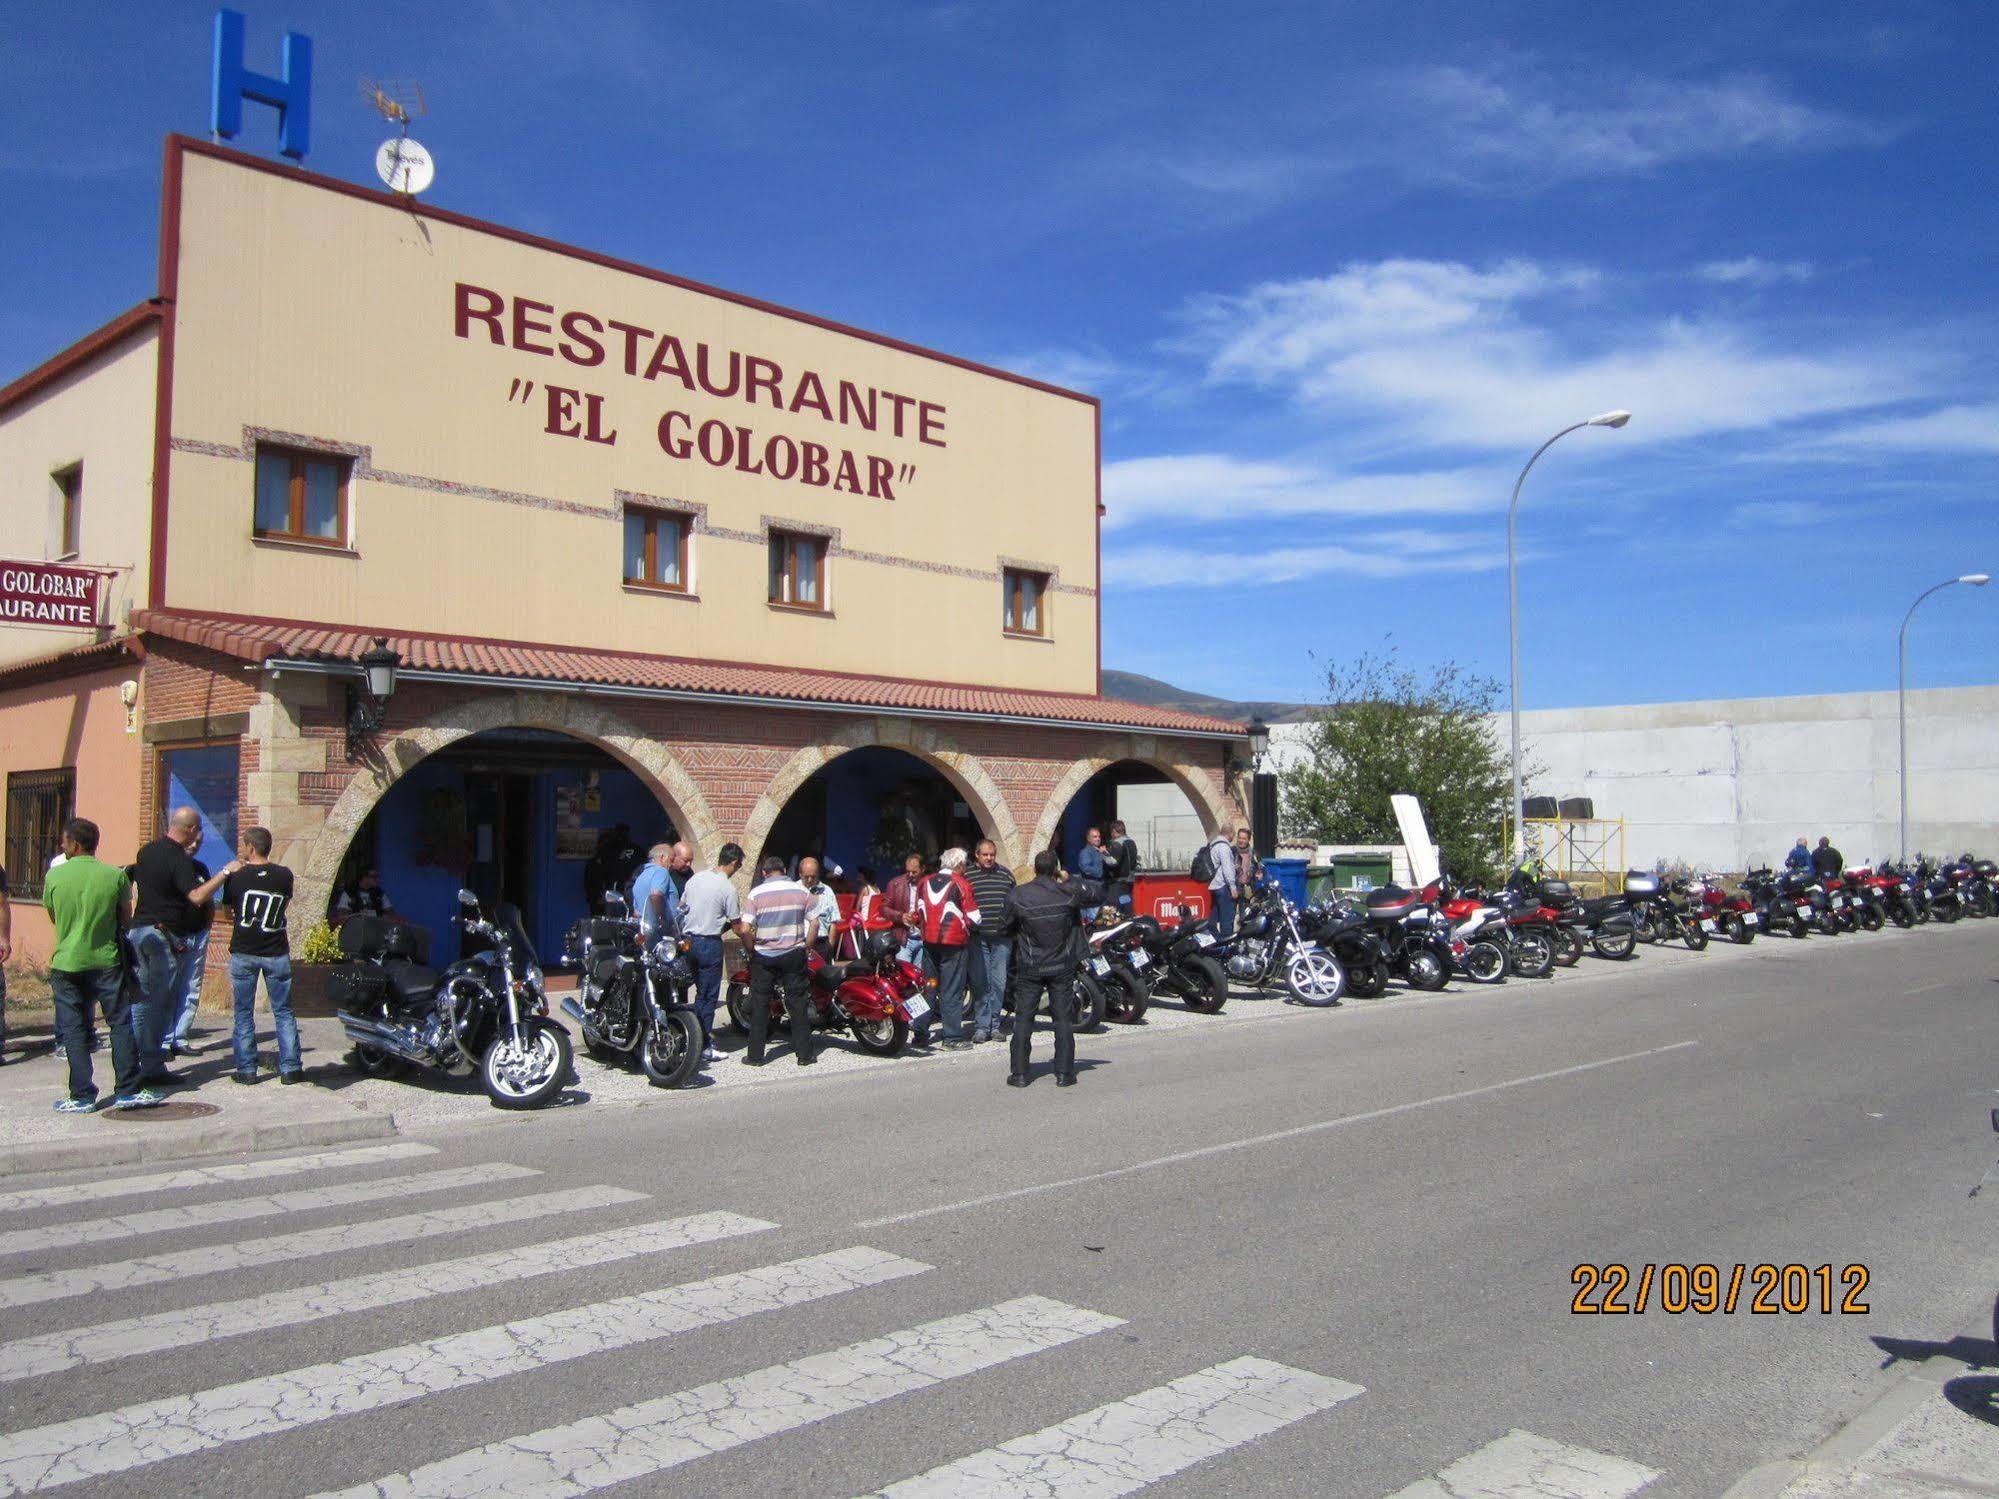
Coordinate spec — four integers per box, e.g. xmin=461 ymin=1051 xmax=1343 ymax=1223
xmin=210 ymin=8 xmax=313 ymax=161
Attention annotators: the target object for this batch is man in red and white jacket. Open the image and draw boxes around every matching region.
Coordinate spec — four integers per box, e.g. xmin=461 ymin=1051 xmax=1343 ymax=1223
xmin=915 ymin=847 xmax=980 ymax=1050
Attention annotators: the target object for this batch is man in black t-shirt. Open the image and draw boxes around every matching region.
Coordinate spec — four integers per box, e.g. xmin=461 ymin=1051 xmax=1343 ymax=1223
xmin=127 ymin=808 xmax=208 ymax=1083
xmin=193 ymin=826 xmax=304 ymax=1085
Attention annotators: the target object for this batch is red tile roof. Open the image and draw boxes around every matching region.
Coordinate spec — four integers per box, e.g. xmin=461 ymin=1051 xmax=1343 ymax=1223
xmin=0 ymin=635 xmax=142 ymax=690
xmin=129 ymin=610 xmax=1246 ymax=737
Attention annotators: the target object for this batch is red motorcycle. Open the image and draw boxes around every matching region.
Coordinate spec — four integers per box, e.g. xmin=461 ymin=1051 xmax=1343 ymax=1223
xmin=1689 ymin=876 xmax=1760 ymax=944
xmin=725 ymin=938 xmax=931 ymax=1057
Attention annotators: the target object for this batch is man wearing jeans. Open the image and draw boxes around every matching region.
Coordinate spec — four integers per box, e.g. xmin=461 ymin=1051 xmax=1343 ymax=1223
xmin=678 ymin=844 xmax=742 ymax=1063
xmin=126 ymin=806 xmax=206 ymax=1083
xmin=201 ymin=827 xmax=303 ymax=1084
xmin=164 ymin=856 xmax=213 ymax=1058
xmin=963 ymin=840 xmax=1015 ymax=1044
xmin=41 ymin=819 xmax=159 ymax=1112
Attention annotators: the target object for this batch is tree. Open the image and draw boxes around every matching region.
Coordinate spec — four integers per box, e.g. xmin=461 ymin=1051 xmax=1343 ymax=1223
xmin=1280 ymin=646 xmax=1512 ymax=883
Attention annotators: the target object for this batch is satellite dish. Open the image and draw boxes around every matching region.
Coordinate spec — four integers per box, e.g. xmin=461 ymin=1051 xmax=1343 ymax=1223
xmin=375 ymin=136 xmax=434 ymax=195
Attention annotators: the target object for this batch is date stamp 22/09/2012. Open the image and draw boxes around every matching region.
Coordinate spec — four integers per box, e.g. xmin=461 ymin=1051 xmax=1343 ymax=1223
xmin=1571 ymin=1263 xmax=1870 ymax=1315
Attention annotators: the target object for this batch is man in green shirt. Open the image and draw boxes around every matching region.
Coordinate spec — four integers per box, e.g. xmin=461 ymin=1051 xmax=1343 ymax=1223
xmin=41 ymin=818 xmax=158 ymax=1112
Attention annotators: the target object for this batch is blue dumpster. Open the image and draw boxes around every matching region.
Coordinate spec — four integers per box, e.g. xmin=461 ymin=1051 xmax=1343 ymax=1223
xmin=1261 ymin=857 xmax=1309 ymax=908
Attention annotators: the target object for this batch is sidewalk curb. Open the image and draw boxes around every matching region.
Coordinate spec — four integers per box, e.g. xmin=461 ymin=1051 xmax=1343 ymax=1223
xmin=1720 ymin=1353 xmax=1970 ymax=1499
xmin=0 ymin=1110 xmax=400 ymax=1178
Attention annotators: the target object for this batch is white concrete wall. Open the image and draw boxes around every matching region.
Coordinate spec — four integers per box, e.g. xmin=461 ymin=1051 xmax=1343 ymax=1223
xmin=1270 ymin=686 xmax=1999 ymax=872
xmin=1115 ymin=781 xmax=1205 ymax=869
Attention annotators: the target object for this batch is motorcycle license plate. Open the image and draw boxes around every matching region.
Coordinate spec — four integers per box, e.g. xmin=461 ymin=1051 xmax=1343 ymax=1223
xmin=1194 ymin=932 xmax=1215 ymax=947
xmin=1743 ymin=912 xmax=1760 ymax=925
xmin=900 ymin=995 xmax=932 ymax=1024
xmin=1701 ymin=919 xmax=1719 ymax=933
xmin=1091 ymin=957 xmax=1111 ymax=976
xmin=1129 ymin=950 xmax=1150 ymax=969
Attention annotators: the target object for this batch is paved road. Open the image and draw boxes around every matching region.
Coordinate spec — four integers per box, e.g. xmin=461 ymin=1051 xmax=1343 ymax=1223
xmin=0 ymin=920 xmax=1993 ymax=1497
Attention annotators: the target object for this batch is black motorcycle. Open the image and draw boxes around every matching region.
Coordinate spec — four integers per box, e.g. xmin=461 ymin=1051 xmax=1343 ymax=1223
xmin=1078 ymin=918 xmax=1150 ymax=1024
xmin=1301 ymin=900 xmax=1396 ymax=997
xmin=560 ymin=897 xmax=703 ymax=1088
xmin=336 ymin=891 xmax=573 ymax=1110
xmin=1742 ymin=868 xmax=1813 ymax=938
xmin=1358 ymin=886 xmax=1453 ymax=991
xmin=1629 ymin=874 xmax=1709 ymax=951
xmin=1533 ymin=879 xmax=1640 ymax=960
xmin=1212 ymin=880 xmax=1346 ymax=1006
xmin=1130 ymin=910 xmax=1230 ymax=1013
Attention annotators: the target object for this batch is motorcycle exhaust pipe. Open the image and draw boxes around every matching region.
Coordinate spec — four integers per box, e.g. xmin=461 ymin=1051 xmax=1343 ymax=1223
xmin=559 ymin=997 xmax=587 ymax=1025
xmin=338 ymin=1012 xmax=435 ymax=1066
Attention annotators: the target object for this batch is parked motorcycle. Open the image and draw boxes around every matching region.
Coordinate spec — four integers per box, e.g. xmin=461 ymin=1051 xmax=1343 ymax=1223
xmin=1629 ymin=874 xmax=1708 ymax=951
xmin=1420 ymin=878 xmax=1509 ymax=984
xmin=1742 ymin=868 xmax=1814 ymax=938
xmin=1079 ymin=919 xmax=1151 ymax=1024
xmin=1131 ymin=911 xmax=1230 ymax=1014
xmin=1686 ymin=875 xmax=1760 ymax=943
xmin=336 ymin=892 xmax=573 ymax=1110
xmin=725 ymin=937 xmax=930 ymax=1056
xmin=1299 ymin=900 xmax=1397 ymax=997
xmin=1946 ymin=854 xmax=1996 ymax=919
xmin=559 ymin=899 xmax=702 ymax=1088
xmin=1213 ymin=880 xmax=1346 ymax=1005
xmin=1360 ymin=886 xmax=1454 ymax=991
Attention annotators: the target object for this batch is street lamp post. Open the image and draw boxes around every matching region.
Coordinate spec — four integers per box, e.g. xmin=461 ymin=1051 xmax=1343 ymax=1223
xmin=1508 ymin=411 xmax=1631 ymax=863
xmin=1897 ymin=573 xmax=1989 ymax=862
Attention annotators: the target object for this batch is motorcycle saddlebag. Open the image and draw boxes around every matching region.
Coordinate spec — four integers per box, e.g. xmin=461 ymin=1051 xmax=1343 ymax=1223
xmin=1535 ymin=879 xmax=1573 ymax=904
xmin=328 ymin=962 xmax=390 ymax=1010
xmin=1976 ymin=860 xmax=1997 ymax=878
xmin=1623 ymin=872 xmax=1660 ymax=896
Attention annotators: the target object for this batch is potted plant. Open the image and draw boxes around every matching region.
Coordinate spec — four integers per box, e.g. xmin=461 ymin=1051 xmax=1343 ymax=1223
xmin=288 ymin=919 xmax=345 ymax=1018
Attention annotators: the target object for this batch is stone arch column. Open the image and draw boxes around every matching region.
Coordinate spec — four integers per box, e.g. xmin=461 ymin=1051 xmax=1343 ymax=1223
xmin=1027 ymin=735 xmax=1242 ymax=864
xmin=738 ymin=715 xmax=1024 ymax=874
xmin=290 ymin=689 xmax=718 ymax=941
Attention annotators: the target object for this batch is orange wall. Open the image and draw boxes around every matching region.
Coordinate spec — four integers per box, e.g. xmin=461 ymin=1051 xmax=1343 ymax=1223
xmin=0 ymin=667 xmax=143 ymax=965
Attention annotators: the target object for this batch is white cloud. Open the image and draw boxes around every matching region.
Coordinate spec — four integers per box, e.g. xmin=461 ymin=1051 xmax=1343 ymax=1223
xmin=1390 ymin=66 xmax=1894 ymax=183
xmin=1101 ymin=452 xmax=1495 ymax=528
xmin=1185 ymin=257 xmax=1921 ymax=448
xmin=1105 ymin=536 xmax=1501 ymax=590
xmin=1698 ymin=257 xmax=1817 ymax=286
xmin=1803 ymin=402 xmax=1999 ymax=454
xmin=996 ymin=346 xmax=1129 ymax=396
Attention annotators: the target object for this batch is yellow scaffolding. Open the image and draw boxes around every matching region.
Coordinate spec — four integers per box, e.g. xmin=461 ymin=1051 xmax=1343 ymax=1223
xmin=1522 ymin=817 xmax=1627 ymax=897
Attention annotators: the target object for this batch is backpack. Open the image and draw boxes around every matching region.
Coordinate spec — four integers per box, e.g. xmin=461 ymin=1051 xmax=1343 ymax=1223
xmin=1190 ymin=839 xmax=1224 ymax=884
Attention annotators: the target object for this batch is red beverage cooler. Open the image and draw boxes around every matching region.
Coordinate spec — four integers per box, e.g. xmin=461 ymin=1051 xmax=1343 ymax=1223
xmin=1130 ymin=872 xmax=1211 ymax=926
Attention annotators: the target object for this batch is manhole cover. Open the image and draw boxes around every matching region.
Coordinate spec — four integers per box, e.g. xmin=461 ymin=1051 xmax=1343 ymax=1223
xmin=99 ymin=1100 xmax=221 ymax=1123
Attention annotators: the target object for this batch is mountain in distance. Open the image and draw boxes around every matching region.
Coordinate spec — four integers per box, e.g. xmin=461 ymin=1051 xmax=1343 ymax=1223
xmin=1101 ymin=669 xmax=1316 ymax=724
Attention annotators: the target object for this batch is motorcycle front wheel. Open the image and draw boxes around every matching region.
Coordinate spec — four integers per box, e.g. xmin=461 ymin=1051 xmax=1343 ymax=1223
xmin=1459 ymin=940 xmax=1507 ymax=984
xmin=1817 ymin=911 xmax=1842 ymax=936
xmin=1591 ymin=928 xmax=1637 ymax=961
xmin=1404 ymin=950 xmax=1449 ymax=991
xmin=1103 ymin=969 xmax=1150 ymax=1024
xmin=640 ymin=1009 xmax=702 ymax=1088
xmin=1286 ymin=948 xmax=1346 ymax=1006
xmin=481 ymin=1020 xmax=572 ymax=1110
xmin=1176 ymin=955 xmax=1229 ymax=1013
xmin=1552 ymin=929 xmax=1585 ymax=967
xmin=724 ymin=983 xmax=753 ymax=1034
xmin=1858 ymin=904 xmax=1884 ymax=933
xmin=1509 ymin=930 xmax=1555 ymax=978
xmin=1680 ymin=918 xmax=1709 ymax=952
xmin=848 ymin=1011 xmax=910 ymax=1057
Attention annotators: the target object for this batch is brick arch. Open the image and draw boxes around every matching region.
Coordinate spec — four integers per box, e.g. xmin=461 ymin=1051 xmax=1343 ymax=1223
xmin=1027 ymin=740 xmax=1239 ymax=865
xmin=738 ymin=716 xmax=1022 ymax=873
xmin=293 ymin=690 xmax=717 ymax=939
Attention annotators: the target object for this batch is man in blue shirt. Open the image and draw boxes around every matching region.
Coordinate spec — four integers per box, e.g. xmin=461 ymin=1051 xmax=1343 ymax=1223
xmin=630 ymin=844 xmax=681 ymax=944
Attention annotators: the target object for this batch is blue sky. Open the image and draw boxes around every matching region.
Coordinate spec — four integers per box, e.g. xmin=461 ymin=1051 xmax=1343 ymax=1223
xmin=4 ymin=2 xmax=1996 ymax=708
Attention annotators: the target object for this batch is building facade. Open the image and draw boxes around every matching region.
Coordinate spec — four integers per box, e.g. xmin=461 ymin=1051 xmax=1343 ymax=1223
xmin=1 ymin=137 xmax=1243 ymax=966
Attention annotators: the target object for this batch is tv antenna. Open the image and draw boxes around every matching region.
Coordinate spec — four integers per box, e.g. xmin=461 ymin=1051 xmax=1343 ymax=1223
xmin=360 ymin=78 xmax=434 ymax=196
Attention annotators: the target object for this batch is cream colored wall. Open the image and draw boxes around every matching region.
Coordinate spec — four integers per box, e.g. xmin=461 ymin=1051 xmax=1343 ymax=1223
xmin=0 ymin=332 xmax=156 ymax=666
xmin=0 ymin=669 xmax=144 ymax=964
xmin=164 ymin=152 xmax=1099 ymax=692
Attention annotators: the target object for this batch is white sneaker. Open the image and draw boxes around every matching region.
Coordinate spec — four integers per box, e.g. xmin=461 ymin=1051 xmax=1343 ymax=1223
xmin=700 ymin=1046 xmax=721 ymax=1062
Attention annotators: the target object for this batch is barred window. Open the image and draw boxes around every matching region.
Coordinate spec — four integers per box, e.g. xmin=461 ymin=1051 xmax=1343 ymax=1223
xmin=5 ymin=768 xmax=76 ymax=899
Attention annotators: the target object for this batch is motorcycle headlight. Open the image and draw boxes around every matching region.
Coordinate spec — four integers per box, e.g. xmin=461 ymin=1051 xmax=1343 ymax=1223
xmin=523 ymin=964 xmax=544 ymax=989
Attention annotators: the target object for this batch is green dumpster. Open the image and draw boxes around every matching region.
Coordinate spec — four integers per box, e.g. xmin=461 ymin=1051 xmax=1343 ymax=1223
xmin=1331 ymin=854 xmax=1394 ymax=892
xmin=1305 ymin=865 xmax=1337 ymax=904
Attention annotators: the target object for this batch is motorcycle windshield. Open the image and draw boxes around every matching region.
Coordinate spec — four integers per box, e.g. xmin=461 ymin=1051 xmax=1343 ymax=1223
xmin=491 ymin=901 xmax=540 ymax=969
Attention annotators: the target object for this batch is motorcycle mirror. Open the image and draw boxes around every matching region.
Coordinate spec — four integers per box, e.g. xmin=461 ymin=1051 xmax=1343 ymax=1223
xmin=456 ymin=888 xmax=480 ymax=909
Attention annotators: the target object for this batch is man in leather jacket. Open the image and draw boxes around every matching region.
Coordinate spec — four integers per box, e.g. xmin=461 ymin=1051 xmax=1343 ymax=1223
xmin=996 ymin=850 xmax=1101 ymax=1089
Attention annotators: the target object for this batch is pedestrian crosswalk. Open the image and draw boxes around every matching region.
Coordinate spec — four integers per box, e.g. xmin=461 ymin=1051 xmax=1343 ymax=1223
xmin=0 ymin=1141 xmax=1668 ymax=1498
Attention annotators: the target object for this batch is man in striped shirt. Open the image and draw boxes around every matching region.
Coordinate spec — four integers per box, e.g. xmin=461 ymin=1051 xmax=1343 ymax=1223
xmin=735 ymin=855 xmax=819 ymax=1067
xmin=963 ymin=840 xmax=1016 ymax=1044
